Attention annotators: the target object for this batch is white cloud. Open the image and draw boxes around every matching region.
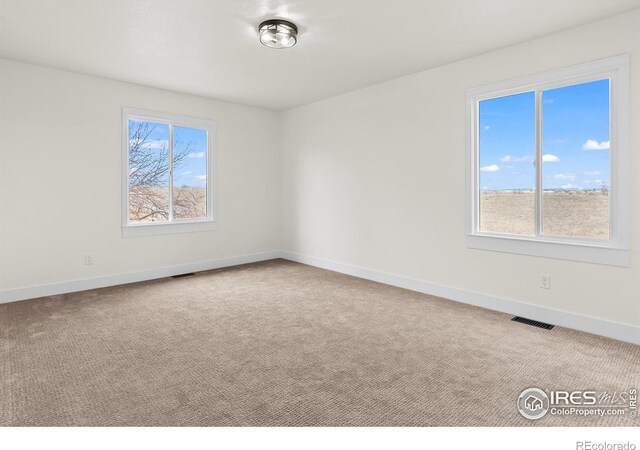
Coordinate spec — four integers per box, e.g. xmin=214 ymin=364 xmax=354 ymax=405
xmin=179 ymin=171 xmax=192 ymax=176
xmin=129 ymin=139 xmax=168 ymax=150
xmin=480 ymin=164 xmax=500 ymax=172
xmin=148 ymin=139 xmax=168 ymax=149
xmin=500 ymin=154 xmax=530 ymax=163
xmin=542 ymin=154 xmax=560 ymax=163
xmin=584 ymin=171 xmax=600 ymax=176
xmin=195 ymin=175 xmax=207 ymax=181
xmin=561 ymin=183 xmax=575 ymax=189
xmin=554 ymin=173 xmax=576 ymax=181
xmin=484 ymin=125 xmax=490 ymax=131
xmin=582 ymin=139 xmax=610 ymax=151
xmin=594 ymin=179 xmax=604 ymax=184
xmin=188 ymin=151 xmax=206 ymax=159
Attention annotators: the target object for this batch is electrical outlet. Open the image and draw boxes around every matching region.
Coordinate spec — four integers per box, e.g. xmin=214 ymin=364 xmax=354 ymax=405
xmin=539 ymin=273 xmax=550 ymax=289
xmin=85 ymin=254 xmax=94 ymax=265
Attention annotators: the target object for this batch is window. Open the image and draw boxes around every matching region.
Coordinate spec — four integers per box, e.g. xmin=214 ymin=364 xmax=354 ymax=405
xmin=466 ymin=56 xmax=629 ymax=266
xmin=122 ymin=108 xmax=215 ymax=237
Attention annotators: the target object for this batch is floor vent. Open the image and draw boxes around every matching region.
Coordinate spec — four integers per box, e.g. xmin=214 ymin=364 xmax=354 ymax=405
xmin=512 ymin=316 xmax=554 ymax=330
xmin=171 ymin=273 xmax=196 ymax=279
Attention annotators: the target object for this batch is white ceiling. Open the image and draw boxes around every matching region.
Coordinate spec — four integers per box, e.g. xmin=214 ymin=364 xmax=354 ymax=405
xmin=2 ymin=0 xmax=639 ymax=110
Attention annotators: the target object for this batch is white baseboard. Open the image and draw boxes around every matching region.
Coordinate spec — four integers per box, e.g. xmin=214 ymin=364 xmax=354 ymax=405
xmin=2 ymin=249 xmax=637 ymax=345
xmin=280 ymin=251 xmax=640 ymax=346
xmin=0 ymin=250 xmax=282 ymax=304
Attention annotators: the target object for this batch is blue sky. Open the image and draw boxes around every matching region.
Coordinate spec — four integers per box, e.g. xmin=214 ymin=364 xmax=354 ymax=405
xmin=129 ymin=121 xmax=208 ymax=188
xmin=479 ymin=79 xmax=610 ymax=191
xmin=173 ymin=126 xmax=208 ymax=188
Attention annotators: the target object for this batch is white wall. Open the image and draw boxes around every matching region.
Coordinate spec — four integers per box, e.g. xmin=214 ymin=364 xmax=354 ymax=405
xmin=1 ymin=10 xmax=638 ymax=340
xmin=282 ymin=11 xmax=640 ymax=329
xmin=0 ymin=60 xmax=282 ymax=291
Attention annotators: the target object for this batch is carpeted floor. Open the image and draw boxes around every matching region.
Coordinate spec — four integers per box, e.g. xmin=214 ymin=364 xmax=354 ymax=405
xmin=1 ymin=259 xmax=638 ymax=426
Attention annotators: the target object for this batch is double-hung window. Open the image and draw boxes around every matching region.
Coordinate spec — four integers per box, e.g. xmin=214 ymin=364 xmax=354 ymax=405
xmin=466 ymin=56 xmax=629 ymax=266
xmin=122 ymin=108 xmax=216 ymax=237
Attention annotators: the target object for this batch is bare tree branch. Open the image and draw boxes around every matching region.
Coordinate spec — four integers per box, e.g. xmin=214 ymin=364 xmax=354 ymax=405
xmin=128 ymin=121 xmax=205 ymax=221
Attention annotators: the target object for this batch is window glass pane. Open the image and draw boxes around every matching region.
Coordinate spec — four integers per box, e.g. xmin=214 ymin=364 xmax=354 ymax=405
xmin=541 ymin=79 xmax=610 ymax=239
xmin=128 ymin=120 xmax=170 ymax=222
xmin=173 ymin=126 xmax=208 ymax=219
xmin=478 ymin=92 xmax=536 ymax=235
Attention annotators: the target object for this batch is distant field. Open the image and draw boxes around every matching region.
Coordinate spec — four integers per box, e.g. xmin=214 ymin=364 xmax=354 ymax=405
xmin=480 ymin=191 xmax=609 ymax=239
xmin=129 ymin=186 xmax=206 ymax=222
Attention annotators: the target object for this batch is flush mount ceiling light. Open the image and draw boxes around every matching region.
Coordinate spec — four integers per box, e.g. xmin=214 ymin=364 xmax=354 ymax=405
xmin=258 ymin=19 xmax=298 ymax=49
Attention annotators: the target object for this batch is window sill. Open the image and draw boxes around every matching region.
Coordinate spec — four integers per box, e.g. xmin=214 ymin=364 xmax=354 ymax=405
xmin=466 ymin=233 xmax=628 ymax=267
xmin=122 ymin=220 xmax=217 ymax=238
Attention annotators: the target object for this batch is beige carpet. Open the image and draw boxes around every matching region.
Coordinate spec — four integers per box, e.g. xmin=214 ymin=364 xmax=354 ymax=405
xmin=1 ymin=259 xmax=638 ymax=426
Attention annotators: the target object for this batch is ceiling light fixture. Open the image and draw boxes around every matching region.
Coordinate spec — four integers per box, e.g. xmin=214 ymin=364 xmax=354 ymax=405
xmin=258 ymin=19 xmax=298 ymax=49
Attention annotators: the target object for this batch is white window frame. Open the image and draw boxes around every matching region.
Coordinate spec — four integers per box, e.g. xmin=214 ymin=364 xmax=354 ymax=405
xmin=465 ymin=55 xmax=629 ymax=267
xmin=122 ymin=107 xmax=216 ymax=237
